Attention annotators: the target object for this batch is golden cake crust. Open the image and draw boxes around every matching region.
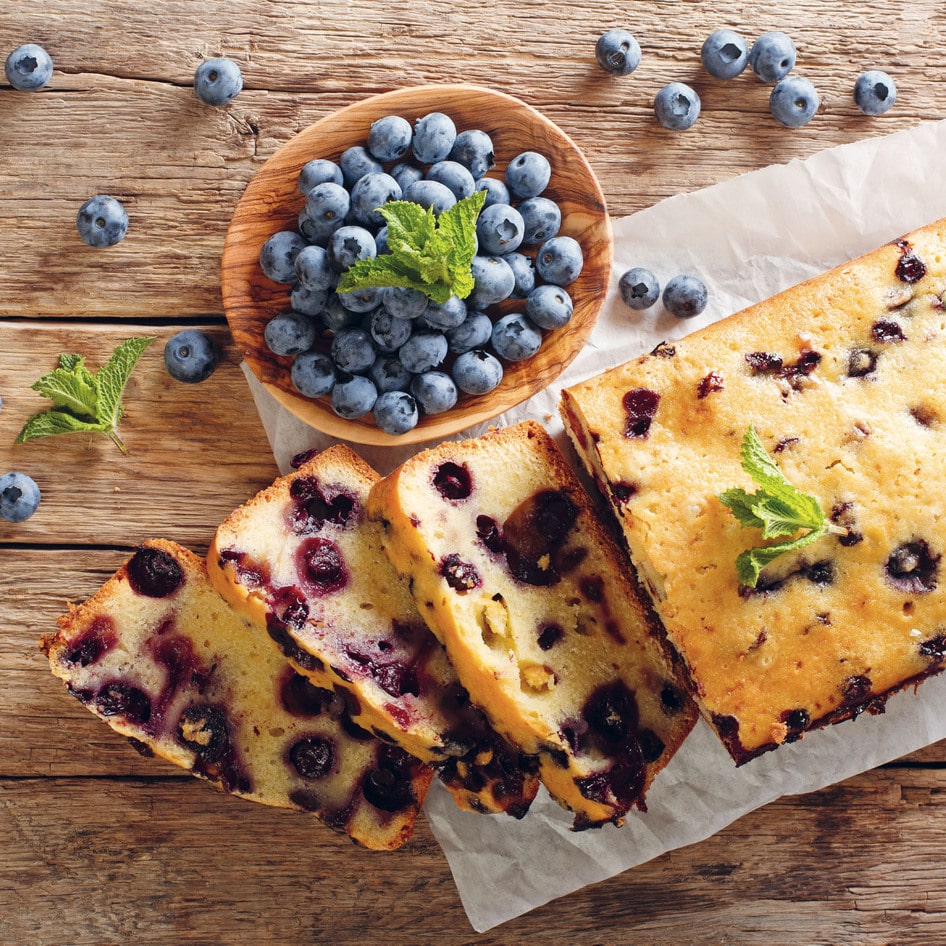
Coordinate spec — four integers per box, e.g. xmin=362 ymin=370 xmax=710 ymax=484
xmin=561 ymin=217 xmax=946 ymax=763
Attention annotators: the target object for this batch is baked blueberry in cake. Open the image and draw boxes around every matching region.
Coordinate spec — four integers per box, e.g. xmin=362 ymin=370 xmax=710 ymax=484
xmin=366 ymin=421 xmax=697 ymax=829
xmin=207 ymin=445 xmax=539 ymax=819
xmin=561 ymin=217 xmax=946 ymax=764
xmin=41 ymin=539 xmax=432 ymax=850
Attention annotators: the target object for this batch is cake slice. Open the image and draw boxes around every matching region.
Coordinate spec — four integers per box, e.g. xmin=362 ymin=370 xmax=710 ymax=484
xmin=41 ymin=539 xmax=431 ymax=850
xmin=561 ymin=217 xmax=946 ymax=764
xmin=207 ymin=445 xmax=539 ymax=819
xmin=366 ymin=421 xmax=697 ymax=829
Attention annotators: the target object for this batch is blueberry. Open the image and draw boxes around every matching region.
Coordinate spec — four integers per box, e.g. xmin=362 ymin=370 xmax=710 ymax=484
xmin=367 ymin=115 xmax=413 ymax=162
xmin=476 ymin=203 xmax=525 ymax=255
xmin=0 ymin=472 xmax=41 ymax=522
xmin=475 ymin=176 xmax=511 ymax=207
xmin=505 ymin=152 xmax=551 ymax=199
xmin=382 ymin=286 xmax=428 ymax=320
xmin=535 ymin=236 xmax=583 ymax=286
xmin=337 ymin=286 xmax=382 ymax=313
xmin=331 ymin=327 xmax=377 ymax=374
xmin=491 ymin=313 xmax=543 ymax=362
xmin=339 ymin=145 xmax=383 ymax=188
xmin=770 ymin=75 xmax=820 ymax=127
xmin=369 ymin=308 xmax=414 ymax=352
xmin=413 ymin=112 xmax=458 ymax=164
xmin=526 ymin=284 xmax=573 ymax=330
xmin=164 ymin=329 xmax=218 ymax=383
xmin=854 ymin=70 xmax=897 ymax=116
xmin=662 ymin=274 xmax=708 ymax=319
xmin=194 ymin=57 xmax=243 ymax=107
xmin=302 ymin=182 xmax=351 ymax=245
xmin=452 ymin=349 xmax=503 ymax=395
xmin=330 ymin=374 xmax=378 ymax=419
xmin=350 ymin=172 xmax=401 ymax=229
xmin=76 ymin=196 xmax=129 ymax=248
xmin=294 ymin=245 xmax=336 ymax=292
xmin=749 ymin=31 xmax=796 ymax=83
xmin=398 ymin=331 xmax=448 ymax=373
xmin=321 ymin=294 xmax=361 ymax=332
xmin=369 ymin=356 xmax=412 ymax=392
xmin=426 ymin=160 xmax=476 ymax=200
xmin=467 ymin=255 xmax=516 ymax=309
xmin=505 ymin=252 xmax=536 ymax=299
xmin=654 ymin=82 xmax=701 ymax=131
xmin=700 ymin=29 xmax=749 ymax=79
xmin=423 ymin=295 xmax=468 ymax=330
xmin=264 ymin=311 xmax=319 ymax=356
xmin=402 ymin=179 xmax=456 ymax=215
xmin=517 ymin=196 xmax=561 ymax=245
xmin=5 ymin=43 xmax=53 ymax=91
xmin=259 ymin=229 xmax=306 ymax=283
xmin=448 ymin=129 xmax=495 ymax=180
xmin=410 ymin=371 xmax=458 ymax=415
xmin=374 ymin=225 xmax=389 ymax=255
xmin=291 ymin=351 xmax=336 ymax=397
xmin=447 ymin=311 xmax=494 ymax=354
xmin=328 ymin=225 xmax=377 ymax=271
xmin=618 ymin=267 xmax=660 ymax=310
xmin=298 ymin=158 xmax=344 ymax=195
xmin=595 ymin=29 xmax=641 ymax=76
xmin=373 ymin=390 xmax=419 ymax=434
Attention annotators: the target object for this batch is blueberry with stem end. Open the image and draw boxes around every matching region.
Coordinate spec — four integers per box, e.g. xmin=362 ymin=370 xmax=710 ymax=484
xmin=5 ymin=43 xmax=53 ymax=91
xmin=595 ymin=29 xmax=642 ymax=76
xmin=0 ymin=472 xmax=40 ymax=523
xmin=76 ymin=196 xmax=129 ymax=248
xmin=194 ymin=57 xmax=243 ymax=107
xmin=164 ymin=329 xmax=218 ymax=384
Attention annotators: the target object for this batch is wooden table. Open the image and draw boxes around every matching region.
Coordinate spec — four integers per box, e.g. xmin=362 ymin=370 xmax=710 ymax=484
xmin=3 ymin=3 xmax=946 ymax=943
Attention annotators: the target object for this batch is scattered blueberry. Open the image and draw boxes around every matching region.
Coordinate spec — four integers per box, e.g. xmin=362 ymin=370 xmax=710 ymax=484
xmin=164 ymin=329 xmax=218 ymax=383
xmin=413 ymin=112 xmax=458 ymax=164
xmin=662 ymin=275 xmax=708 ymax=319
xmin=594 ymin=29 xmax=641 ymax=76
xmin=350 ymin=172 xmax=401 ymax=229
xmin=194 ymin=57 xmax=243 ymax=107
xmin=373 ymin=390 xmax=419 ymax=434
xmin=770 ymin=75 xmax=820 ymax=127
xmin=452 ymin=349 xmax=504 ymax=395
xmin=367 ymin=115 xmax=413 ymax=162
xmin=291 ymin=351 xmax=336 ymax=397
xmin=331 ymin=327 xmax=377 ymax=374
xmin=476 ymin=203 xmax=525 ymax=255
xmin=854 ymin=70 xmax=897 ymax=116
xmin=331 ymin=374 xmax=378 ymax=419
xmin=525 ymin=284 xmax=573 ymax=330
xmin=264 ymin=311 xmax=319 ymax=356
xmin=5 ymin=43 xmax=53 ymax=91
xmin=298 ymin=158 xmax=344 ymax=195
xmin=700 ymin=29 xmax=749 ymax=79
xmin=398 ymin=331 xmax=448 ymax=373
xmin=505 ymin=152 xmax=551 ymax=199
xmin=0 ymin=472 xmax=40 ymax=523
xmin=491 ymin=313 xmax=543 ymax=362
xmin=535 ymin=236 xmax=583 ymax=286
xmin=410 ymin=371 xmax=458 ymax=415
xmin=448 ymin=129 xmax=495 ymax=179
xmin=749 ymin=31 xmax=796 ymax=83
xmin=517 ymin=197 xmax=561 ymax=246
xmin=259 ymin=230 xmax=307 ymax=283
xmin=76 ymin=195 xmax=129 ymax=248
xmin=618 ymin=267 xmax=660 ymax=310
xmin=402 ymin=179 xmax=457 ymax=215
xmin=654 ymin=82 xmax=701 ymax=131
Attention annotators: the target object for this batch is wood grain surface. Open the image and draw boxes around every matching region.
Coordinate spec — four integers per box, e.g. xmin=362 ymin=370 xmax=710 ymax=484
xmin=3 ymin=2 xmax=946 ymax=943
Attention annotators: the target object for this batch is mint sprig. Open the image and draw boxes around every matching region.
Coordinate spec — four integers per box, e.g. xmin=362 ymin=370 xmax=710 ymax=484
xmin=16 ymin=336 xmax=155 ymax=454
xmin=718 ymin=427 xmax=845 ymax=587
xmin=336 ymin=189 xmax=486 ymax=304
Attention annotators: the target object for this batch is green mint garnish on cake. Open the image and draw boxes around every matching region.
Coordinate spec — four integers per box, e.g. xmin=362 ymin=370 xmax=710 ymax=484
xmin=336 ymin=189 xmax=486 ymax=304
xmin=16 ymin=336 xmax=155 ymax=455
xmin=718 ymin=427 xmax=846 ymax=588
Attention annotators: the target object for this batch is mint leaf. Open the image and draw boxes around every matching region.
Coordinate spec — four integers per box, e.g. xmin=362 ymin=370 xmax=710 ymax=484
xmin=336 ymin=191 xmax=485 ymax=303
xmin=718 ymin=427 xmax=836 ymax=587
xmin=16 ymin=336 xmax=155 ymax=454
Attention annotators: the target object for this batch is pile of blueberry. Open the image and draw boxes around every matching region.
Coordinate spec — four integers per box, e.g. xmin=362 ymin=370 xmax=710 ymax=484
xmin=256 ymin=113 xmax=584 ymax=435
xmin=596 ymin=27 xmax=897 ymax=129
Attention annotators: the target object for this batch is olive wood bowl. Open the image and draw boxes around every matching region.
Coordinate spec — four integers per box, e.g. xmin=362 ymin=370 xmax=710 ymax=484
xmin=222 ymin=83 xmax=612 ymax=446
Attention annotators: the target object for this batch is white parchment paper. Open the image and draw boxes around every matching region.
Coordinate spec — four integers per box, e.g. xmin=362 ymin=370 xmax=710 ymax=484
xmin=243 ymin=119 xmax=946 ymax=932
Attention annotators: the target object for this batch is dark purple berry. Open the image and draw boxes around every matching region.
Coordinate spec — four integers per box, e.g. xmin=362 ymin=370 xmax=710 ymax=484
xmin=623 ymin=388 xmax=660 ymax=438
xmin=176 ymin=704 xmax=231 ymax=763
xmin=62 ymin=619 xmax=117 ymax=667
xmin=885 ymin=540 xmax=939 ymax=594
xmin=440 ymin=554 xmax=481 ymax=592
xmin=126 ymin=546 xmax=185 ymax=598
xmin=289 ymin=735 xmax=336 ymax=779
xmin=432 ymin=461 xmax=473 ymax=500
xmin=296 ymin=537 xmax=347 ymax=596
xmin=95 ymin=681 xmax=152 ymax=724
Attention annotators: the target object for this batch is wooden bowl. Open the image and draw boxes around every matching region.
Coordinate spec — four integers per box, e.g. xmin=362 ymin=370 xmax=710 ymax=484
xmin=222 ymin=83 xmax=612 ymax=446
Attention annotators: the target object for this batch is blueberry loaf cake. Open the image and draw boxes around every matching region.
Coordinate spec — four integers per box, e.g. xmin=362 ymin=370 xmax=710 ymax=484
xmin=561 ymin=217 xmax=946 ymax=764
xmin=41 ymin=539 xmax=432 ymax=850
xmin=366 ymin=421 xmax=697 ymax=829
xmin=207 ymin=445 xmax=539 ymax=818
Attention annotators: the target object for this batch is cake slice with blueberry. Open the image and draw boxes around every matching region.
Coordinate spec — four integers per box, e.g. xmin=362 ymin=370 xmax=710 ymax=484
xmin=366 ymin=421 xmax=698 ymax=829
xmin=207 ymin=445 xmax=539 ymax=819
xmin=561 ymin=217 xmax=946 ymax=764
xmin=41 ymin=539 xmax=431 ymax=850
